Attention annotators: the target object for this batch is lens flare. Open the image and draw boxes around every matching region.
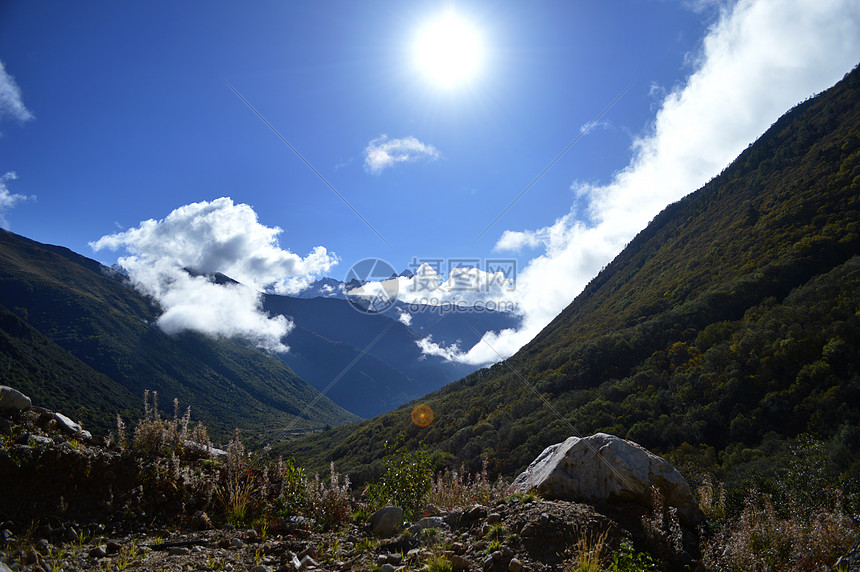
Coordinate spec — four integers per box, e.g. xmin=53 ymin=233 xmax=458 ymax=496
xmin=411 ymin=404 xmax=434 ymax=427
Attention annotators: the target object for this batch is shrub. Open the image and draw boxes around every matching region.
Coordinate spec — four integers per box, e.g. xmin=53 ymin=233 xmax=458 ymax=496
xmin=428 ymin=456 xmax=507 ymax=509
xmin=274 ymin=456 xmax=309 ymax=518
xmin=368 ymin=438 xmax=433 ymax=520
xmin=703 ymin=490 xmax=860 ymax=571
xmin=305 ymin=463 xmax=352 ymax=531
xmin=130 ymin=390 xmax=210 ymax=459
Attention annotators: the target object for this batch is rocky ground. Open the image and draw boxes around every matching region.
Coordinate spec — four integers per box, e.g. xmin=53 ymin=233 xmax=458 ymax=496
xmin=0 ymin=387 xmax=706 ymax=571
xmin=1 ymin=497 xmax=687 ymax=572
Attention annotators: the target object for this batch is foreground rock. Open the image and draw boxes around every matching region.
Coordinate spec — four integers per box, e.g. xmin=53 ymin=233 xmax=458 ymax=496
xmin=0 ymin=386 xmax=30 ymax=413
xmin=510 ymin=433 xmax=703 ymax=525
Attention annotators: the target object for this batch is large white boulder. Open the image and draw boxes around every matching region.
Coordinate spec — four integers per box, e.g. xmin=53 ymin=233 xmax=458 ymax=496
xmin=0 ymin=386 xmax=31 ymax=413
xmin=510 ymin=433 xmax=702 ymax=524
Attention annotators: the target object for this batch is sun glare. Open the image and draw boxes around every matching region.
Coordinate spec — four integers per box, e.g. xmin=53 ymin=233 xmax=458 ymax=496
xmin=414 ymin=10 xmax=484 ymax=89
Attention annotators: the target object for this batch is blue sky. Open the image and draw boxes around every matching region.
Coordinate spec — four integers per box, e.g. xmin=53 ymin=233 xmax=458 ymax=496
xmin=1 ymin=1 xmax=858 ymax=363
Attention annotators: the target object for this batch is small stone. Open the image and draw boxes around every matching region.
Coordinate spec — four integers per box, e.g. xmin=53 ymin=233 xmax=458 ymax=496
xmin=168 ymin=546 xmax=190 ymax=556
xmin=450 ymin=554 xmax=471 ymax=570
xmin=452 ymin=542 xmax=465 ymax=554
xmin=508 ymin=558 xmax=523 ymax=572
xmin=520 ymin=523 xmax=535 ymax=537
xmin=487 ymin=513 xmax=502 ymax=524
xmin=88 ymin=545 xmax=108 ymax=558
xmin=54 ymin=412 xmax=83 ymax=435
xmin=539 ymin=512 xmax=550 ymax=525
xmin=298 ymin=545 xmax=317 ymax=559
xmin=381 ymin=564 xmax=395 ymax=572
xmin=245 ymin=528 xmax=259 ymax=540
xmin=300 ymin=555 xmax=319 ymax=569
xmin=35 ymin=538 xmax=49 ymax=554
xmin=229 ymin=537 xmax=244 ymax=549
xmin=250 ymin=566 xmax=269 ymax=572
xmin=107 ymin=541 xmax=122 ymax=554
xmin=191 ymin=546 xmax=202 ymax=553
xmin=387 ymin=553 xmax=403 ymax=566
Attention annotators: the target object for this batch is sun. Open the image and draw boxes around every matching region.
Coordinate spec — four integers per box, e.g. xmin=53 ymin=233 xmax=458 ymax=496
xmin=413 ymin=10 xmax=484 ymax=89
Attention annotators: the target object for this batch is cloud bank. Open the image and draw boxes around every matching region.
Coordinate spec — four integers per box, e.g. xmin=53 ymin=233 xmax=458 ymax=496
xmin=91 ymin=197 xmax=338 ymax=351
xmin=0 ymin=172 xmax=35 ymax=229
xmin=0 ymin=61 xmax=34 ymax=132
xmin=364 ymin=135 xmax=440 ymax=173
xmin=434 ymin=0 xmax=860 ymax=365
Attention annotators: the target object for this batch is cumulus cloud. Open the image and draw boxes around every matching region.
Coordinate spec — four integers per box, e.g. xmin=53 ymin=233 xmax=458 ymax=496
xmin=363 ymin=135 xmax=440 ymax=174
xmin=91 ymin=197 xmax=338 ymax=351
xmin=0 ymin=61 xmax=34 ymax=132
xmin=427 ymin=0 xmax=860 ymax=366
xmin=0 ymin=172 xmax=35 ymax=229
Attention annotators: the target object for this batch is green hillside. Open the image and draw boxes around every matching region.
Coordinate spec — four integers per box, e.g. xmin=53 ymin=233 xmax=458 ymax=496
xmin=284 ymin=65 xmax=860 ymax=492
xmin=0 ymin=231 xmax=359 ymax=441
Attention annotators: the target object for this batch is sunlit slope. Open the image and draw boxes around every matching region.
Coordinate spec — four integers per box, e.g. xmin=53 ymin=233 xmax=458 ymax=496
xmin=284 ymin=66 xmax=860 ymax=484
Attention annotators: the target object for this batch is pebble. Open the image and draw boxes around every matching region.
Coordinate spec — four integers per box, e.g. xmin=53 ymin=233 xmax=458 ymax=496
xmin=250 ymin=566 xmax=269 ymax=572
xmin=380 ymin=564 xmax=395 ymax=572
xmin=107 ymin=541 xmax=122 ymax=554
xmin=168 ymin=546 xmax=190 ymax=556
xmin=508 ymin=558 xmax=524 ymax=572
xmin=450 ymin=554 xmax=471 ymax=570
xmin=487 ymin=513 xmax=502 ymax=524
xmin=230 ymin=537 xmax=244 ymax=549
xmin=88 ymin=545 xmax=108 ymax=558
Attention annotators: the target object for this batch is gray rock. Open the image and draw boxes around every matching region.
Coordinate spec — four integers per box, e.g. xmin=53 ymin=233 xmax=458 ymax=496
xmin=508 ymin=558 xmax=523 ymax=572
xmin=409 ymin=516 xmax=447 ymax=534
xmin=450 ymin=554 xmax=471 ymax=570
xmin=300 ymin=555 xmax=319 ymax=569
xmin=368 ymin=506 xmax=403 ymax=538
xmin=229 ymin=537 xmax=244 ymax=549
xmin=250 ymin=566 xmax=269 ymax=572
xmin=88 ymin=545 xmax=108 ymax=558
xmin=0 ymin=386 xmax=31 ymax=413
xmin=510 ymin=433 xmax=703 ymax=524
xmin=54 ymin=412 xmax=91 ymax=439
xmin=487 ymin=512 xmax=502 ymax=524
xmin=0 ymin=561 xmax=11 ymax=572
xmin=168 ymin=546 xmax=190 ymax=556
xmin=380 ymin=564 xmax=395 ymax=572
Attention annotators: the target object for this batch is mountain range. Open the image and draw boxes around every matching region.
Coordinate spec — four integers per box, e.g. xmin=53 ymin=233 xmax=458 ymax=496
xmin=283 ymin=65 xmax=860 ymax=489
xmin=0 ymin=230 xmax=521 ymax=435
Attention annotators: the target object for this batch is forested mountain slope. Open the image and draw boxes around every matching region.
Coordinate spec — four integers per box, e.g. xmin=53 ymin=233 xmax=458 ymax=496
xmin=0 ymin=231 xmax=358 ymax=440
xmin=284 ymin=65 xmax=860 ymax=489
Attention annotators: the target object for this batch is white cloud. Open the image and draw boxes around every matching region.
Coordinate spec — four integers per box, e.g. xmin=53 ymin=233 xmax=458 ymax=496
xmin=396 ymin=308 xmax=413 ymax=327
xmin=0 ymin=61 xmax=34 ymax=132
xmin=91 ymin=197 xmax=338 ymax=351
xmin=0 ymin=172 xmax=35 ymax=229
xmin=363 ymin=135 xmax=440 ymax=174
xmin=429 ymin=0 xmax=860 ymax=366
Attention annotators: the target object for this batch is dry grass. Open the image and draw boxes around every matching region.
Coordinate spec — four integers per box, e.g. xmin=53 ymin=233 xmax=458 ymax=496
xmin=428 ymin=456 xmax=507 ymax=510
xmin=703 ymin=490 xmax=860 ymax=571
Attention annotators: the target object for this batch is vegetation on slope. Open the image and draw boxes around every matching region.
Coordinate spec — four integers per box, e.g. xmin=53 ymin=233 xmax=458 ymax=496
xmin=284 ymin=65 xmax=860 ymax=502
xmin=0 ymin=230 xmax=358 ymax=441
